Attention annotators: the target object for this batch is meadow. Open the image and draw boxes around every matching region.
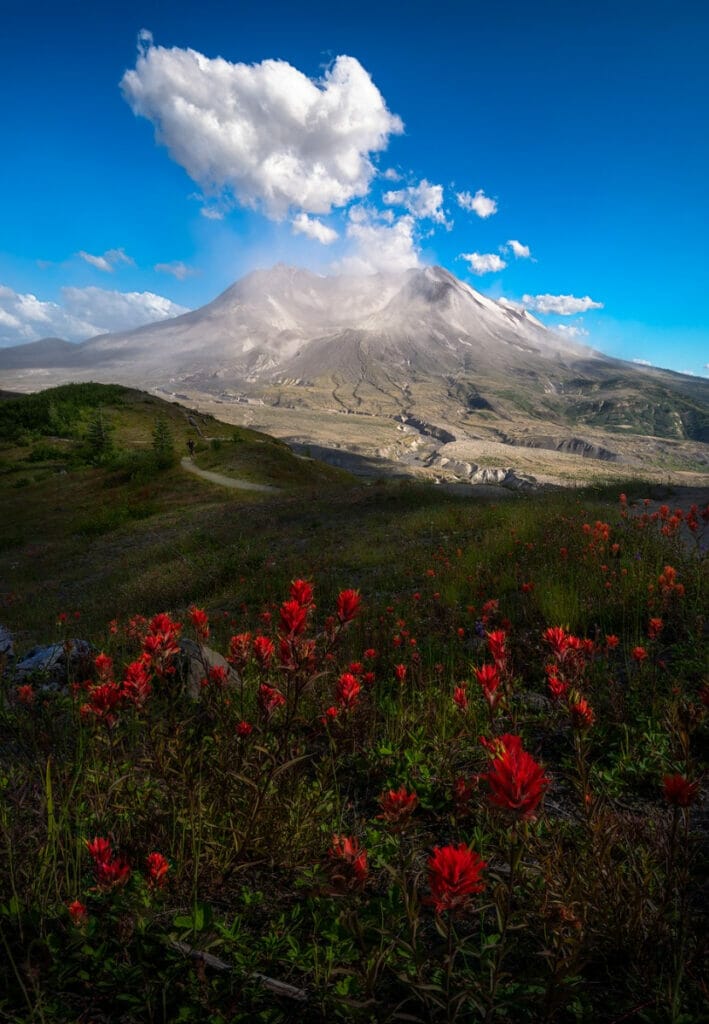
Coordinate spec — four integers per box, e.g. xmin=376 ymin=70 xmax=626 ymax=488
xmin=0 ymin=385 xmax=706 ymax=1022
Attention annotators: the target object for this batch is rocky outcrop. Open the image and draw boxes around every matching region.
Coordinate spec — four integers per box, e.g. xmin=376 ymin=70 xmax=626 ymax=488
xmin=497 ymin=433 xmax=618 ymax=462
xmin=395 ymin=414 xmax=456 ymax=444
xmin=428 ymin=455 xmax=537 ymax=490
xmin=14 ymin=639 xmax=95 ymax=689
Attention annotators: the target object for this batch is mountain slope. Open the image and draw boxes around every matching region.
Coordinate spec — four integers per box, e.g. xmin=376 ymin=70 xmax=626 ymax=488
xmin=0 ymin=265 xmax=707 ymax=480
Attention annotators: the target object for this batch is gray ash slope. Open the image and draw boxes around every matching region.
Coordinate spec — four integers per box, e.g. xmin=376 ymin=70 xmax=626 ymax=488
xmin=1 ymin=264 xmax=707 ymax=448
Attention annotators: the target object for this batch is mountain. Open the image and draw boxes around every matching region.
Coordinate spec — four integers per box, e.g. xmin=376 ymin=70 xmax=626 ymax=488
xmin=1 ymin=265 xmax=707 ymax=482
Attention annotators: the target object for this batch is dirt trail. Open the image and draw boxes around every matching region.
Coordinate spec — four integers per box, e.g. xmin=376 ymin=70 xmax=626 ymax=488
xmin=180 ymin=457 xmax=279 ymax=493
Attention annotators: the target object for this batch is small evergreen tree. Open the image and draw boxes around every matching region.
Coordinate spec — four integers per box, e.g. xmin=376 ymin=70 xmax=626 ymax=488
xmin=85 ymin=408 xmax=114 ymax=464
xmin=152 ymin=415 xmax=175 ymax=469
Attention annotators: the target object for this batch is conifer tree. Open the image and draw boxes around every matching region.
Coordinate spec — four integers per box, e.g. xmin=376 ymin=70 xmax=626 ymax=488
xmin=85 ymin=408 xmax=114 ymax=464
xmin=152 ymin=415 xmax=175 ymax=469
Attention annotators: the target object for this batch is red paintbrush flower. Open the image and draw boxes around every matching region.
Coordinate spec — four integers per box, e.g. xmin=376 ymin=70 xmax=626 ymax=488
xmin=122 ymin=660 xmax=151 ymax=707
xmin=228 ymin=632 xmax=252 ymax=671
xmin=543 ymin=626 xmax=569 ymax=659
xmin=427 ymin=843 xmax=486 ymax=914
xmin=394 ymin=663 xmax=407 ymax=683
xmin=663 ymin=774 xmax=699 ymax=807
xmin=86 ymin=836 xmax=112 ymax=863
xmin=290 ymin=579 xmax=314 ymax=608
xmin=336 ymin=589 xmax=361 ymax=624
xmin=474 ymin=663 xmax=502 ymax=710
xmin=486 ymin=629 xmax=507 ymax=667
xmin=336 ymin=672 xmax=361 ymax=710
xmin=279 ymin=599 xmax=308 ymax=637
xmin=146 ymin=852 xmax=169 ymax=889
xmin=378 ymin=784 xmax=418 ymax=824
xmin=484 ymin=734 xmax=550 ymax=819
xmin=188 ymin=606 xmax=210 ymax=642
xmin=258 ymin=683 xmax=286 ymax=717
xmin=453 ymin=685 xmax=468 ymax=711
xmin=252 ymin=635 xmax=275 ymax=668
xmin=631 ymin=646 xmax=648 ymax=663
xmin=570 ymin=698 xmax=595 ymax=729
xmin=67 ymin=900 xmax=88 ymax=927
xmin=94 ymin=652 xmax=113 ymax=683
xmin=329 ymin=834 xmax=368 ymax=885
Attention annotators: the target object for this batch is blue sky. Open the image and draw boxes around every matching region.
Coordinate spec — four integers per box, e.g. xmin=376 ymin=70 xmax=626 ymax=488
xmin=0 ymin=0 xmax=707 ymax=376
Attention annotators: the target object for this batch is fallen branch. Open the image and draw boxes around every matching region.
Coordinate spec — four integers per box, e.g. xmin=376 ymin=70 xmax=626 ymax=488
xmin=169 ymin=940 xmax=308 ymax=1002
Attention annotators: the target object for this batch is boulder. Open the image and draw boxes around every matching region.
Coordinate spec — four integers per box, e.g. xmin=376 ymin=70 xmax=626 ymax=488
xmin=14 ymin=639 xmax=95 ymax=689
xmin=178 ymin=638 xmax=241 ymax=699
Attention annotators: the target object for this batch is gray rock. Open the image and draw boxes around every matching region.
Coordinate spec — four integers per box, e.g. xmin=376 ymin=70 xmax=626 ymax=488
xmin=14 ymin=639 xmax=95 ymax=689
xmin=178 ymin=638 xmax=241 ymax=699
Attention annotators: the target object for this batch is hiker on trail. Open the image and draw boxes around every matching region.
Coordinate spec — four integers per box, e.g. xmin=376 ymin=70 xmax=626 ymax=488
xmin=187 ymin=439 xmax=195 ymax=456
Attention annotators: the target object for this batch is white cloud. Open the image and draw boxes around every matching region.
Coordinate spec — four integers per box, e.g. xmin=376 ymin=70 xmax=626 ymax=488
xmin=121 ymin=45 xmax=403 ymax=220
xmin=556 ymin=324 xmax=589 ymax=338
xmin=383 ymin=178 xmax=448 ymax=225
xmin=291 ymin=213 xmax=339 ymax=245
xmin=200 ymin=206 xmax=225 ymax=221
xmin=459 ymin=251 xmax=507 ymax=275
xmin=456 ymin=189 xmax=497 ymax=218
xmin=522 ymin=293 xmax=604 ymax=315
xmin=335 ymin=207 xmax=420 ymax=275
xmin=632 ymin=358 xmax=652 ymax=366
xmin=504 ymin=239 xmax=532 ymax=259
xmin=0 ymin=283 xmax=189 ymax=346
xmin=382 ymin=167 xmax=401 ymax=181
xmin=154 ymin=260 xmax=197 ymax=279
xmin=78 ymin=247 xmax=135 ymax=273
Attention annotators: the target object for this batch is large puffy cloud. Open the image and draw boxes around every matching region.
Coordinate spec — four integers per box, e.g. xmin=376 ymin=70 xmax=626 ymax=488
xmin=383 ymin=178 xmax=448 ymax=225
xmin=291 ymin=213 xmax=339 ymax=245
xmin=335 ymin=206 xmax=421 ymax=274
xmin=121 ymin=44 xmax=403 ymax=220
xmin=456 ymin=189 xmax=497 ymax=218
xmin=522 ymin=293 xmax=604 ymax=315
xmin=460 ymin=251 xmax=506 ymax=275
xmin=0 ymin=284 xmax=189 ymax=346
xmin=78 ymin=248 xmax=134 ymax=272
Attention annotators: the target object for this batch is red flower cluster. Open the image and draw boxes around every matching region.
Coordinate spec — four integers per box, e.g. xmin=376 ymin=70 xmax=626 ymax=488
xmin=570 ymin=698 xmax=595 ymax=730
xmin=146 ymin=851 xmax=170 ymax=889
xmin=67 ymin=899 xmax=88 ymax=926
xmin=188 ymin=605 xmax=210 ymax=642
xmin=663 ymin=774 xmax=699 ymax=807
xmin=378 ymin=784 xmax=418 ymax=824
xmin=290 ymin=578 xmax=314 ymax=608
xmin=474 ymin=663 xmax=502 ymax=711
xmin=228 ymin=632 xmax=252 ymax=672
xmin=453 ymin=685 xmax=468 ymax=712
xmin=142 ymin=613 xmax=182 ymax=677
xmin=427 ymin=843 xmax=486 ymax=914
xmin=336 ymin=589 xmax=361 ymax=625
xmin=258 ymin=683 xmax=287 ymax=718
xmin=86 ymin=836 xmax=131 ymax=891
xmin=486 ymin=629 xmax=507 ymax=668
xmin=335 ymin=672 xmax=361 ymax=710
xmin=482 ymin=734 xmax=550 ymax=820
xmin=329 ymin=834 xmax=368 ymax=886
xmin=253 ymin=635 xmax=275 ymax=668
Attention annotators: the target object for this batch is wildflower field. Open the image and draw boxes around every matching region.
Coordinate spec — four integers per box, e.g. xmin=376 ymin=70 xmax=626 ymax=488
xmin=0 ymin=390 xmax=707 ymax=1022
